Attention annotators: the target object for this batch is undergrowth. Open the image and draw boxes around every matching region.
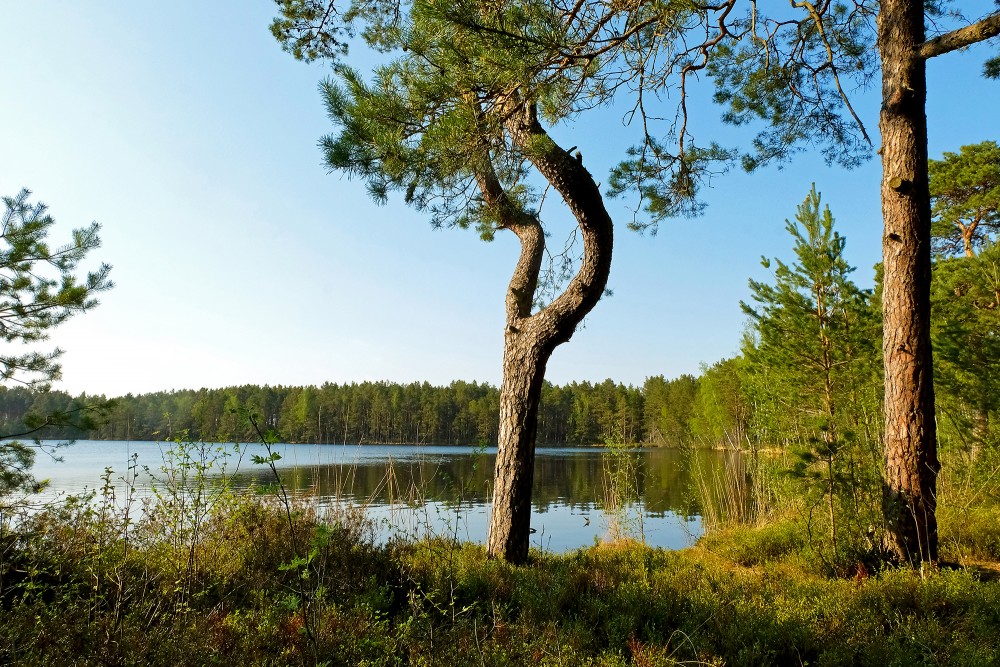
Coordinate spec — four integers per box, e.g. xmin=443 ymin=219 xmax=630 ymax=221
xmin=3 ymin=488 xmax=1000 ymax=666
xmin=3 ymin=431 xmax=1000 ymax=666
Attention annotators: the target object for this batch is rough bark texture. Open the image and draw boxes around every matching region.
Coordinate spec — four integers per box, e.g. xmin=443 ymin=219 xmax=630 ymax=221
xmin=489 ymin=337 xmax=547 ymax=563
xmin=878 ymin=0 xmax=939 ymax=565
xmin=483 ymin=103 xmax=614 ymax=563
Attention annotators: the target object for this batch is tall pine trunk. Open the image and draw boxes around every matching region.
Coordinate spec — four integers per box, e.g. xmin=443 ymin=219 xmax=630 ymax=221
xmin=878 ymin=0 xmax=939 ymax=565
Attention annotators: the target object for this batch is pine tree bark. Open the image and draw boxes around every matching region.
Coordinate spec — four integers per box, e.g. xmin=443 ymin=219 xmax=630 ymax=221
xmin=878 ymin=0 xmax=939 ymax=565
xmin=959 ymin=220 xmax=978 ymax=258
xmin=489 ymin=333 xmax=548 ymax=562
xmin=481 ymin=102 xmax=614 ymax=563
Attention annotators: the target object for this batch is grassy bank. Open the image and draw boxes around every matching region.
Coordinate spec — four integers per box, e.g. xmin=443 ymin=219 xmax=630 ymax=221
xmin=3 ymin=486 xmax=1000 ymax=667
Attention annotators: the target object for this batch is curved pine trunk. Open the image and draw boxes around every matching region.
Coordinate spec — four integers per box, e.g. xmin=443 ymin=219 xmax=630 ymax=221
xmin=878 ymin=0 xmax=939 ymax=565
xmin=482 ymin=102 xmax=614 ymax=563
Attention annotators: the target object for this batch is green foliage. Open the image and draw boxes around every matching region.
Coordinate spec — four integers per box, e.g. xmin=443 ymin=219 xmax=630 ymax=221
xmin=740 ymin=186 xmax=880 ymax=444
xmin=0 ymin=379 xmax=708 ymax=448
xmin=0 ymin=439 xmax=37 ymax=496
xmin=937 ymin=431 xmax=1000 ymax=564
xmin=706 ymin=3 xmax=877 ymax=171
xmin=4 ymin=456 xmax=1000 ymax=666
xmin=0 ymin=189 xmax=112 ymax=389
xmin=697 ymin=514 xmax=808 ymax=567
xmin=929 ymin=141 xmax=1000 ymax=257
xmin=940 ymin=500 xmax=1000 ymax=564
xmin=642 ymin=374 xmax=698 ymax=447
xmin=931 ymin=242 xmax=1000 ymax=455
xmin=1 ymin=487 xmax=390 ymax=666
xmin=311 ymin=0 xmax=612 ymax=237
xmin=270 ymin=0 xmax=351 ymax=63
xmin=687 ymin=358 xmax=748 ymax=449
xmin=982 ymin=4 xmax=1000 ymax=80
xmin=319 ymin=62 xmax=505 ymax=236
xmin=986 ymin=55 xmax=1000 ymax=79
xmin=606 ymin=140 xmax=734 ymax=226
xmin=142 ymin=434 xmax=243 ymax=610
xmin=739 ymin=186 xmax=883 ymax=567
xmin=276 ymin=0 xmax=741 ymax=244
xmin=0 ymin=395 xmax=111 ymax=494
xmin=0 ymin=189 xmax=112 ymax=498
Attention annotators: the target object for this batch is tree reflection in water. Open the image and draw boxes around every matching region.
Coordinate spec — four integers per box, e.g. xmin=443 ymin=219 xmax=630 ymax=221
xmin=33 ymin=442 xmax=745 ymax=552
xmin=227 ymin=445 xmax=744 ymax=551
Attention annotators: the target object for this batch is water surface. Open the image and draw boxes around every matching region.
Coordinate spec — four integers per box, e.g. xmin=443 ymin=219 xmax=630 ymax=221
xmin=28 ymin=440 xmax=743 ymax=552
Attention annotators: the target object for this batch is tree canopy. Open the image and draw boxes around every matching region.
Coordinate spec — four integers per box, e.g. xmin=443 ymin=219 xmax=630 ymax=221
xmin=929 ymin=140 xmax=1000 ymax=257
xmin=741 ymin=186 xmax=879 ymax=444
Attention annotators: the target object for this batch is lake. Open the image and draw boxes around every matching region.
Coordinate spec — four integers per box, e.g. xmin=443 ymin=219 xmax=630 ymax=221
xmin=27 ymin=440 xmax=747 ymax=552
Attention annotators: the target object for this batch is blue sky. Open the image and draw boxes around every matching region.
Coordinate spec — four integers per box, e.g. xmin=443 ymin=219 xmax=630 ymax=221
xmin=1 ymin=2 xmax=998 ymax=398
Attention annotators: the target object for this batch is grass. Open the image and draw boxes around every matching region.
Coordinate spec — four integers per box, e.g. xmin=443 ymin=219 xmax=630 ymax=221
xmin=3 ymin=484 xmax=1000 ymax=667
xmin=3 ymin=433 xmax=1000 ymax=666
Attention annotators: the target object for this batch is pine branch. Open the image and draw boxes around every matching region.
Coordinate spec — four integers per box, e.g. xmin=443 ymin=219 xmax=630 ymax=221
xmin=918 ymin=12 xmax=1000 ymax=59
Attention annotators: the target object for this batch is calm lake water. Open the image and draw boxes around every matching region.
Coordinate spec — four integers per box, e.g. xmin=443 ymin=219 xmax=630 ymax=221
xmin=28 ymin=440 xmax=745 ymax=552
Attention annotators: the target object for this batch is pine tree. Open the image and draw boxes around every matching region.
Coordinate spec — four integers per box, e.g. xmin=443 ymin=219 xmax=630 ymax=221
xmin=929 ymin=141 xmax=1000 ymax=258
xmin=0 ymin=189 xmax=112 ymax=496
xmin=272 ymin=0 xmax=741 ymax=562
xmin=741 ymin=186 xmax=881 ymax=559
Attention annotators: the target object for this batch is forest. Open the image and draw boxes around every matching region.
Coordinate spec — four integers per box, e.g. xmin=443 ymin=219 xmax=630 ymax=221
xmin=0 ymin=376 xmax=685 ymax=448
xmin=3 ymin=1 xmax=1000 ymax=665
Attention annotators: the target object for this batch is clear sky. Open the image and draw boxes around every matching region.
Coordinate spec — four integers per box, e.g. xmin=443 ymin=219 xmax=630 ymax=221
xmin=1 ymin=2 xmax=998 ymax=398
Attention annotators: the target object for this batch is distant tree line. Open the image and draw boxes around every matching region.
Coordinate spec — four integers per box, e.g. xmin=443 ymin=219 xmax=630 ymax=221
xmin=0 ymin=376 xmax=739 ymax=448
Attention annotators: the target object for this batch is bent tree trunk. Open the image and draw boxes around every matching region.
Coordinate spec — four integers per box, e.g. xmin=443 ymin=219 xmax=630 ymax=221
xmin=482 ymin=102 xmax=614 ymax=563
xmin=878 ymin=0 xmax=939 ymax=565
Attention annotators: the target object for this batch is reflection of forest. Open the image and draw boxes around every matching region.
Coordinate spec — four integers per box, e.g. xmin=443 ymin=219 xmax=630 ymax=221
xmin=226 ymin=449 xmax=744 ymax=518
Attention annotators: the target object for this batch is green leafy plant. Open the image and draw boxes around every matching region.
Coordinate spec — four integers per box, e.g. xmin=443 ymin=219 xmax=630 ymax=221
xmin=241 ymin=406 xmax=329 ymax=665
xmin=143 ymin=432 xmax=243 ymax=611
xmin=740 ymin=186 xmax=884 ymax=570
